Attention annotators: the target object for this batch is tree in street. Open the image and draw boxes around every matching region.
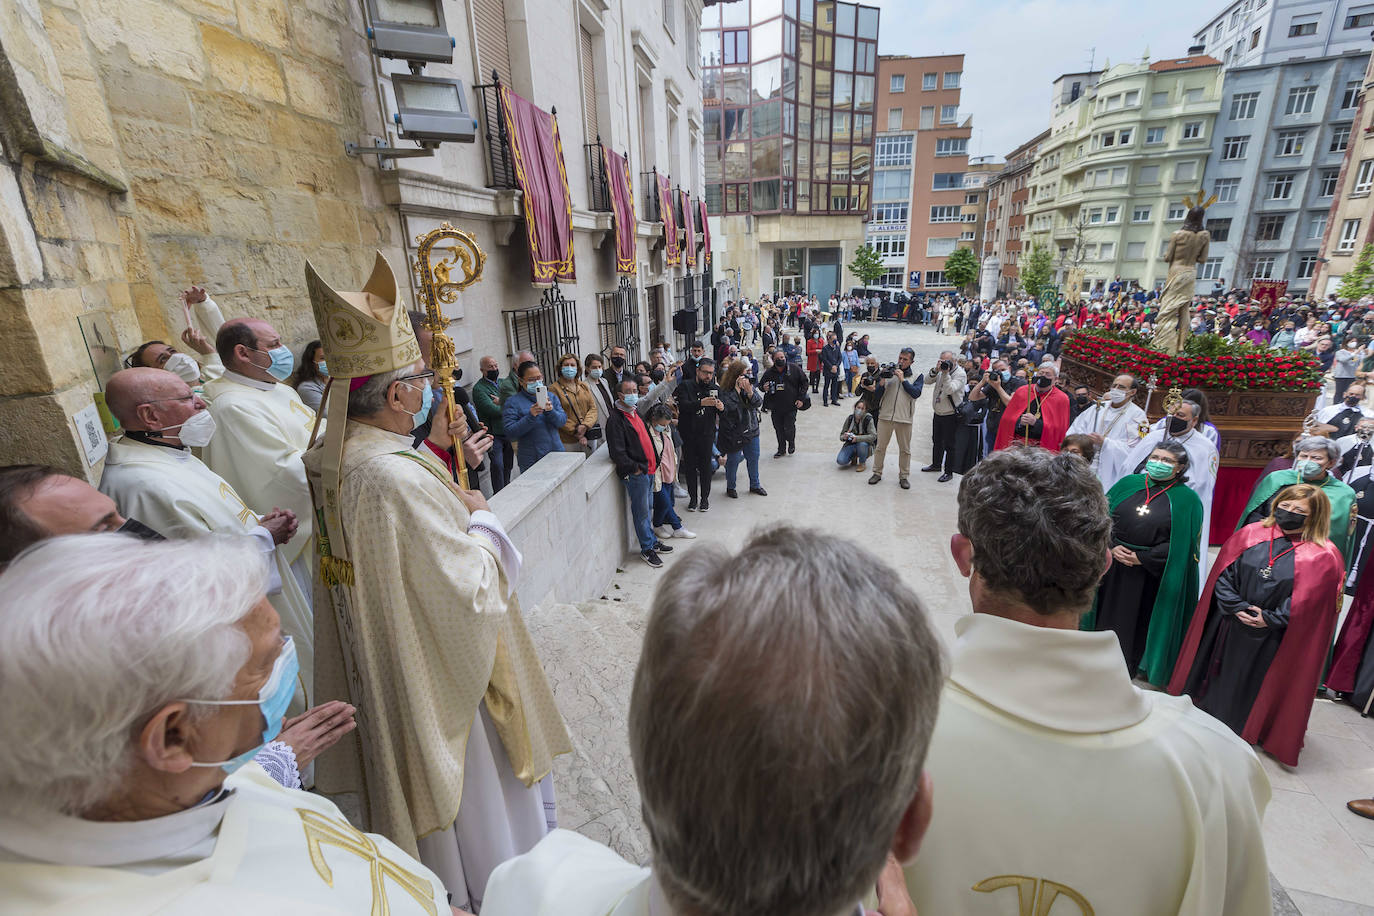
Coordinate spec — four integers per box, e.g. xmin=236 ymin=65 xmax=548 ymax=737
xmin=944 ymin=247 xmax=979 ymax=294
xmin=848 ymin=244 xmax=885 ymax=288
xmin=1338 ymin=243 xmax=1374 ymax=300
xmin=1019 ymin=243 xmax=1054 ymax=301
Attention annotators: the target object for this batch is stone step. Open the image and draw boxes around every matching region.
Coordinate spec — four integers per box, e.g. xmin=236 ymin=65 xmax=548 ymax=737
xmin=522 ymin=602 xmax=648 ymax=863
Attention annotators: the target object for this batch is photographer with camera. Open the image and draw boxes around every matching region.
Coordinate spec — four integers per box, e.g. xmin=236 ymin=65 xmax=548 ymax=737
xmin=967 ymin=358 xmax=1020 ymax=459
xmin=675 ymin=357 xmax=724 ymax=512
xmin=856 ymin=356 xmax=884 ymax=416
xmin=921 ymin=351 xmax=966 ymax=483
xmin=760 ymin=348 xmax=808 ymax=458
xmin=867 ymin=348 xmax=925 ymax=489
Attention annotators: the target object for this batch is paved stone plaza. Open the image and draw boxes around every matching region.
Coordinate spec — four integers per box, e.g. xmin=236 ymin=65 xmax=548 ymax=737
xmin=527 ymin=320 xmax=1374 ymax=916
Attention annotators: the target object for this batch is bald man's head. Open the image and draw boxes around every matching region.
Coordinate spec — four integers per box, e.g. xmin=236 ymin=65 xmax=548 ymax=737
xmin=106 ymin=369 xmax=187 ymax=427
xmin=105 ymin=368 xmax=206 ymax=442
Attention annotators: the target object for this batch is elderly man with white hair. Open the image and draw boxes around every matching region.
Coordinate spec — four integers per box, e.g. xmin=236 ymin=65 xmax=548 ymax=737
xmin=0 ymin=534 xmax=458 ymax=914
xmin=482 ymin=527 xmax=945 ymax=916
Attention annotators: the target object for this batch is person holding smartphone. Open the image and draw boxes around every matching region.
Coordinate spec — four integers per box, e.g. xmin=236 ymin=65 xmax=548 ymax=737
xmin=501 ymin=360 xmax=567 ymax=473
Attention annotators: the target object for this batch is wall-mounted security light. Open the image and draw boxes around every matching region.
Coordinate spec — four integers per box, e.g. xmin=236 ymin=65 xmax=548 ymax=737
xmin=363 ymin=0 xmax=455 ymax=66
xmin=391 ymin=74 xmax=477 ymax=144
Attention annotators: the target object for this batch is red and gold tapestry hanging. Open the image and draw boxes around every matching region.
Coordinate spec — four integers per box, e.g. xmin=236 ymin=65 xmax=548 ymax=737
xmin=681 ymin=189 xmax=697 ymax=270
xmin=699 ymin=199 xmax=712 ymax=268
xmin=603 ymin=148 xmax=636 ymax=276
xmin=657 ymin=173 xmax=680 ymax=267
xmin=499 ymin=85 xmax=576 ymax=286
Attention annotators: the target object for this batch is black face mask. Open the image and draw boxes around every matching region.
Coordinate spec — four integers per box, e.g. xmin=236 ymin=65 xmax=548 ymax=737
xmin=1346 ymin=396 xmax=1361 ymax=407
xmin=1075 ymin=394 xmax=1090 ymax=406
xmin=1035 ymin=377 xmax=1052 ymax=390
xmin=484 ymin=368 xmax=500 ymax=382
xmin=1167 ymin=416 xmax=1190 ymax=436
xmin=1273 ymin=508 xmax=1307 ymax=533
xmin=610 ymin=356 xmax=626 ymax=369
xmin=117 ymin=517 xmax=166 ymax=541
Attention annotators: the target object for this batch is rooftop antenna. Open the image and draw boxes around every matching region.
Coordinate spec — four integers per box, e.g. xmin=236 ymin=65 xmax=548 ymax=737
xmin=1087 ymin=46 xmax=1096 ymax=73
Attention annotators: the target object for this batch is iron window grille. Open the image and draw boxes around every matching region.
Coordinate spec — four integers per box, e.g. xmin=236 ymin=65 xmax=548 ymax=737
xmin=503 ymin=282 xmax=581 ymax=375
xmin=474 ymin=71 xmax=518 ymax=189
xmin=596 ymin=277 xmax=642 ymax=360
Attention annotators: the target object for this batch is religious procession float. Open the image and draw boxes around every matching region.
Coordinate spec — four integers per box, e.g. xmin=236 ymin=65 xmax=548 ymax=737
xmin=1059 ymin=194 xmax=1325 ymax=544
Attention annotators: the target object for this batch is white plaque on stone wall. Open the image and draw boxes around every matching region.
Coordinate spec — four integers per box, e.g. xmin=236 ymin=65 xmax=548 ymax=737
xmin=73 ymin=403 xmax=108 ymax=467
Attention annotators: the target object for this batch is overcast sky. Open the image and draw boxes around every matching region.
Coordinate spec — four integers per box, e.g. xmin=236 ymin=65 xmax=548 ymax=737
xmin=866 ymin=0 xmax=1216 ymax=159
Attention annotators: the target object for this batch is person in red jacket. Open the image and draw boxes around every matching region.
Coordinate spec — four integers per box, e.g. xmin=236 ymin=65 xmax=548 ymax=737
xmin=805 ymin=332 xmax=823 ymax=394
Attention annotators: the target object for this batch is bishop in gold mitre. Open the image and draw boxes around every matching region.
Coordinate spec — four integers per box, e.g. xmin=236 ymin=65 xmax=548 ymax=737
xmin=301 ymin=252 xmax=571 ymax=912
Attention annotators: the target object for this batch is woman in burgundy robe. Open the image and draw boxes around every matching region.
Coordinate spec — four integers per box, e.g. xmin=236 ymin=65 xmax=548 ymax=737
xmin=1168 ymin=483 xmax=1345 ymax=766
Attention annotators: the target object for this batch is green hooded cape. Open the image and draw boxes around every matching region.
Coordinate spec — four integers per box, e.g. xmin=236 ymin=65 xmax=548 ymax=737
xmin=1083 ymin=474 xmax=1203 ymax=686
xmin=1237 ymin=469 xmax=1356 ymax=568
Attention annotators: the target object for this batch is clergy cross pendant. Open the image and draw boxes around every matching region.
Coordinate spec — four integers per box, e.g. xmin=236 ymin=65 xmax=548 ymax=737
xmin=1136 ymin=504 xmax=1151 ymax=516
xmin=1260 ymin=566 xmax=1273 ymax=580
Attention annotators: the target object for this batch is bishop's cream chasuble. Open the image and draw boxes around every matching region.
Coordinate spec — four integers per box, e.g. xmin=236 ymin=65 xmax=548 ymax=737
xmin=1101 ymin=428 xmax=1219 ymax=579
xmin=201 ymin=372 xmax=320 ymax=586
xmin=304 ymin=421 xmax=571 ymax=861
xmin=0 ymin=764 xmax=448 ymax=914
xmin=904 ymin=615 xmax=1272 ymax=916
xmin=99 ymin=436 xmax=314 ymax=709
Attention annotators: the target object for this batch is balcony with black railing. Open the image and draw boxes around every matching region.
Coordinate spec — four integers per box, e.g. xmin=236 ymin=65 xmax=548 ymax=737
xmin=585 ymin=137 xmax=611 ymax=212
xmin=474 ymin=71 xmax=518 ymax=190
xmin=640 ymin=168 xmax=661 ymax=223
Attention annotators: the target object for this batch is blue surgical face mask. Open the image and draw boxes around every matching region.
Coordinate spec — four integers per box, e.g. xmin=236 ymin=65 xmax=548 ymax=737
xmin=589 ymin=368 xmax=603 ymax=380
xmin=653 ymin=423 xmax=669 ymax=433
xmin=526 ymin=381 xmax=542 ymax=395
xmin=560 ymin=366 xmax=578 ymax=379
xmin=186 ymin=635 xmax=299 ymax=775
xmin=397 ymin=379 xmax=433 ymax=429
xmin=317 ymin=361 xmax=328 ymax=376
xmin=252 ymin=345 xmax=295 ymax=382
xmin=622 ymin=393 xmax=640 ymax=408
xmin=1001 ymin=370 xmax=1011 ymax=382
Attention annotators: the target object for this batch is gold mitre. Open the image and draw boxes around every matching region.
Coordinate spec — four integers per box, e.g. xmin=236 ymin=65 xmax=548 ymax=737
xmin=304 ymin=252 xmax=421 ymax=380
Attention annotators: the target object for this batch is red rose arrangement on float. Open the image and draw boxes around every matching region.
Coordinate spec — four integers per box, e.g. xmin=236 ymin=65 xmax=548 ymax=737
xmin=1061 ymin=329 xmax=1324 ymax=391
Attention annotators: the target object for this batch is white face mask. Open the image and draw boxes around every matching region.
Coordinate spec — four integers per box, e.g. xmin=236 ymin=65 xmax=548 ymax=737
xmin=163 ymin=352 xmax=202 ymax=384
xmin=160 ymin=409 xmax=218 ymax=448
xmin=1107 ymin=388 xmax=1129 ymax=405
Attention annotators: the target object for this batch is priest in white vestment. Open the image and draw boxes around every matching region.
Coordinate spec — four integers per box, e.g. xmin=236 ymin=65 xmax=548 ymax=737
xmin=99 ymin=367 xmax=315 ymax=710
xmin=1064 ymin=372 xmax=1148 ymax=479
xmin=302 ymin=253 xmax=571 ymax=911
xmin=0 ymin=534 xmax=454 ymax=915
xmin=1101 ymin=398 xmax=1219 ymax=579
xmin=483 ymin=529 xmax=944 ymax=916
xmin=202 ymin=316 xmax=321 ymax=598
xmin=904 ymin=448 xmax=1271 ymax=916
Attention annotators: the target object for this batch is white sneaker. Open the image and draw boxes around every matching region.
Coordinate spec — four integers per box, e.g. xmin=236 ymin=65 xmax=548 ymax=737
xmin=654 ymin=525 xmax=673 ymax=539
xmin=672 ymin=527 xmax=698 ymax=539
xmin=674 ymin=486 xmax=689 ymax=498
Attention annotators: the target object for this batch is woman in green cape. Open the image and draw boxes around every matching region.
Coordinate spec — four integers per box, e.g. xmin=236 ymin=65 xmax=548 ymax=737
xmin=1084 ymin=441 xmax=1203 ymax=685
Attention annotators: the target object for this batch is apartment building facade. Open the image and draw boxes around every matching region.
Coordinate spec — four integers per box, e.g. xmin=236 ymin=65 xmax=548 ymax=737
xmin=1315 ymin=49 xmax=1374 ymax=294
xmin=981 ymin=130 xmax=1049 ymax=298
xmin=1026 ymin=56 xmax=1224 ymax=294
xmin=1194 ymin=0 xmax=1374 ymax=70
xmin=867 ymin=53 xmax=974 ymax=294
xmin=701 ymin=0 xmax=881 ymax=299
xmin=1198 ymin=50 xmax=1369 ymax=295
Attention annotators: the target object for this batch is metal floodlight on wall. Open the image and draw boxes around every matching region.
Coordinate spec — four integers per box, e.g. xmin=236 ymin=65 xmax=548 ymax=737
xmin=390 ymin=74 xmax=477 ymax=144
xmin=364 ymin=0 xmax=455 ymax=66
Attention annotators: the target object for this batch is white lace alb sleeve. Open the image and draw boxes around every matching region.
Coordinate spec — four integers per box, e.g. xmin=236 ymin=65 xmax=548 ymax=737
xmin=253 ymin=740 xmax=301 ymax=789
xmin=247 ymin=525 xmax=284 ymax=596
xmin=468 ymin=509 xmax=523 ymax=595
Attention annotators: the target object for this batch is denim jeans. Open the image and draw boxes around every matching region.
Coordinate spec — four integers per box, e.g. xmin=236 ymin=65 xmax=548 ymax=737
xmin=653 ymin=484 xmax=682 ymax=530
xmin=725 ymin=435 xmax=762 ymax=490
xmin=622 ymin=473 xmax=656 ymax=551
xmin=836 ymin=441 xmax=872 ymax=466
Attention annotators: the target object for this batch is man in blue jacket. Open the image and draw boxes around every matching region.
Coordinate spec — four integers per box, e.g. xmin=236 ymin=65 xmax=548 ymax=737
xmin=501 ymin=360 xmax=566 ymax=473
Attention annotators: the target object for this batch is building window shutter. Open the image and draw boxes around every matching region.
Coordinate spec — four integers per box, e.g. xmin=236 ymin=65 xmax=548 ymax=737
xmin=580 ymin=26 xmax=599 ymax=141
xmin=474 ymin=0 xmax=512 ymax=86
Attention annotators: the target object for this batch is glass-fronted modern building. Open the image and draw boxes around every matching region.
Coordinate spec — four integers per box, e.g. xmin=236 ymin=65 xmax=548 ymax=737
xmin=699 ymin=0 xmax=881 ymax=297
